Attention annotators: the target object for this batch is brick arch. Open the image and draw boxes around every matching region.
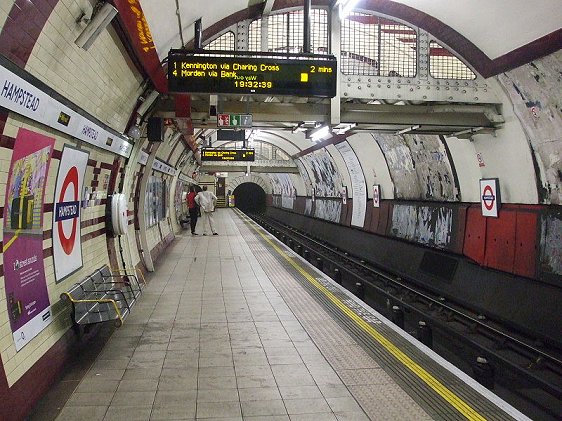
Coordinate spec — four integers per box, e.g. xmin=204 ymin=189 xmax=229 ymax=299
xmin=227 ymin=174 xmax=272 ymax=195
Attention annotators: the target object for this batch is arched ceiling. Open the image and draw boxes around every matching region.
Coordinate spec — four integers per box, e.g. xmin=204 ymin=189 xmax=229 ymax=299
xmin=139 ymin=0 xmax=561 ymax=70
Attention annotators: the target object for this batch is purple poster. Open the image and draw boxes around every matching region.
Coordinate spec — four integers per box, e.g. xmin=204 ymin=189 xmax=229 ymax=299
xmin=3 ymin=128 xmax=55 ymax=351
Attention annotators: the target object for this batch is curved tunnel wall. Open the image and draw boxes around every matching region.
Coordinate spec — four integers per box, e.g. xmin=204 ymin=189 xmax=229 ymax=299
xmin=0 ymin=1 xmax=559 ymax=420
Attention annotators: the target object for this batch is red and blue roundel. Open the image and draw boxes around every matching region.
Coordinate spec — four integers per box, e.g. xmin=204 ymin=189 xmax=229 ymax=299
xmin=54 ymin=166 xmax=79 ymax=255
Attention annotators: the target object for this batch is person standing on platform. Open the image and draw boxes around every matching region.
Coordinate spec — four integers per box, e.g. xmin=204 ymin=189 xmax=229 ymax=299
xmin=186 ymin=186 xmax=199 ymax=235
xmin=195 ymin=186 xmax=218 ymax=235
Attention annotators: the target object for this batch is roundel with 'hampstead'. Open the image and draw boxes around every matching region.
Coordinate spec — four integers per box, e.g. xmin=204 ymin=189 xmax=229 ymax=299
xmin=55 ymin=166 xmax=79 ymax=255
xmin=52 ymin=147 xmax=89 ymax=283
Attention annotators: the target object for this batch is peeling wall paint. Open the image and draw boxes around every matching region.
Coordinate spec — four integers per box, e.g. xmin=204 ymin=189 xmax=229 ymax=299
xmin=498 ymin=50 xmax=562 ymax=205
xmin=390 ymin=204 xmax=453 ymax=249
xmin=372 ymin=133 xmax=456 ymax=201
xmin=298 ymin=149 xmax=343 ymax=197
xmin=540 ymin=210 xmax=562 ymax=276
xmin=267 ymin=173 xmax=296 ymax=210
xmin=314 ymin=199 xmax=342 ymax=223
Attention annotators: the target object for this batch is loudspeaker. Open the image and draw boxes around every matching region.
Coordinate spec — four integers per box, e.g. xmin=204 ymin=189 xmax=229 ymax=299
xmin=147 ymin=117 xmax=164 ymax=142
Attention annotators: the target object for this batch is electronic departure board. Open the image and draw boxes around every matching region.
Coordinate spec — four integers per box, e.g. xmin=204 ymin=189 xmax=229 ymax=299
xmin=201 ymin=148 xmax=255 ymax=162
xmin=168 ymin=53 xmax=337 ymax=98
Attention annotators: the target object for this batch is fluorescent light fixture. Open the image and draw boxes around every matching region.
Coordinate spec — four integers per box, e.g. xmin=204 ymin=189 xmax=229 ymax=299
xmin=309 ymin=125 xmax=331 ymax=142
xmin=448 ymin=126 xmax=486 ymax=138
xmin=395 ymin=125 xmax=420 ymax=135
xmin=75 ymin=3 xmax=118 ymax=50
xmin=333 ymin=123 xmax=356 ymax=135
xmin=336 ymin=0 xmax=361 ymax=19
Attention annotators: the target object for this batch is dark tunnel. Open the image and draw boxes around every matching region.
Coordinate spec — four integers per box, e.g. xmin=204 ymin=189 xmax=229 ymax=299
xmin=233 ymin=182 xmax=266 ymax=213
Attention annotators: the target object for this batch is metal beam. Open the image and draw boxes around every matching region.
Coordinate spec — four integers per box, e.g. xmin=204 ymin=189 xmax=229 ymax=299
xmin=263 ymin=0 xmax=274 ymax=15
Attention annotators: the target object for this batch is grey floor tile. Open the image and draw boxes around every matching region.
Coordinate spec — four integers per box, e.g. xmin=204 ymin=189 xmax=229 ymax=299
xmin=284 ymin=398 xmax=331 ymax=415
xmin=111 ymin=390 xmax=156 ymax=407
xmin=196 ymin=401 xmax=241 ymax=419
xmin=150 ymin=402 xmax=196 ymax=420
xmin=158 ymin=375 xmax=198 ymax=391
xmin=75 ymin=378 xmax=120 ymax=394
xmin=154 ymin=389 xmax=197 ymax=406
xmin=103 ymin=405 xmax=152 ymax=420
xmin=278 ymin=385 xmax=323 ymax=400
xmin=198 ymin=365 xmax=236 ymax=377
xmin=198 ymin=375 xmax=238 ymax=390
xmin=241 ymin=399 xmax=287 ymax=417
xmin=326 ymin=397 xmax=365 ymax=414
xmin=55 ymin=405 xmax=107 ymax=421
xmin=236 ymin=374 xmax=277 ymax=389
xmin=318 ymin=384 xmax=352 ymax=398
xmin=238 ymin=387 xmax=281 ymax=402
xmin=117 ymin=378 xmax=159 ymax=392
xmin=290 ymin=414 xmax=337 ymax=421
xmin=197 ymin=388 xmax=239 ymax=403
xmin=66 ymin=392 xmax=114 ymax=407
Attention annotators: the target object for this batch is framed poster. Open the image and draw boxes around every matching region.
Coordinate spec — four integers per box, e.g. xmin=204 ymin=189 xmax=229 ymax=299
xmin=480 ymin=178 xmax=501 ymax=217
xmin=335 ymin=141 xmax=366 ymax=227
xmin=3 ymin=128 xmax=54 ymax=351
xmin=373 ymin=184 xmax=380 ymax=208
xmin=52 ymin=146 xmax=89 ymax=282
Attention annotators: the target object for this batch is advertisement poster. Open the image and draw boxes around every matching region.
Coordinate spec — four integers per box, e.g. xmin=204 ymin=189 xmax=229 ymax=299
xmin=2 ymin=128 xmax=54 ymax=351
xmin=336 ymin=141 xmax=367 ymax=227
xmin=52 ymin=146 xmax=89 ymax=282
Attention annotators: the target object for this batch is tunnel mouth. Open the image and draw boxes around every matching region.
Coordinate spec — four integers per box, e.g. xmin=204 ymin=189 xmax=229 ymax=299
xmin=233 ymin=182 xmax=266 ymax=213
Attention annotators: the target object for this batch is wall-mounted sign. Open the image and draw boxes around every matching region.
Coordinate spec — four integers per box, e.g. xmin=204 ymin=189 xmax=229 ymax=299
xmin=3 ymin=128 xmax=54 ymax=351
xmin=53 ymin=146 xmax=89 ymax=282
xmin=168 ymin=52 xmax=337 ymax=98
xmin=341 ymin=186 xmax=347 ymax=205
xmin=480 ymin=178 xmax=501 ymax=217
xmin=373 ymin=184 xmax=380 ymax=208
xmin=201 ymin=148 xmax=255 ymax=162
xmin=218 ymin=113 xmax=252 ymax=128
xmin=0 ymin=59 xmax=133 ymax=158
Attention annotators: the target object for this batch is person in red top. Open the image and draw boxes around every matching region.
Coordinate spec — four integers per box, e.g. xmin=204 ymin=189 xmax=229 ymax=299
xmin=186 ymin=186 xmax=198 ymax=235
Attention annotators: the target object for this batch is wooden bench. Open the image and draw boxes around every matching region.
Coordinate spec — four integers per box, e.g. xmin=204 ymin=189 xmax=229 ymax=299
xmin=60 ymin=265 xmax=143 ymax=330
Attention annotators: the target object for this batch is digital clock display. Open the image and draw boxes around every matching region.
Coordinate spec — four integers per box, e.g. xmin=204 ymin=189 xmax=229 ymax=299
xmin=168 ymin=53 xmax=337 ymax=98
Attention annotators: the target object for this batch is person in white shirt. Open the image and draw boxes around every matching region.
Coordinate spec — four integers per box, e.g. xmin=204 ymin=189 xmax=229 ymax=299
xmin=195 ymin=186 xmax=218 ymax=235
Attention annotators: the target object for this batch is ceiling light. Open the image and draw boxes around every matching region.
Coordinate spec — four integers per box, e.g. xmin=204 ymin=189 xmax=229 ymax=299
xmin=333 ymin=123 xmax=356 ymax=135
xmin=395 ymin=125 xmax=420 ymax=135
xmin=336 ymin=0 xmax=361 ymax=19
xmin=308 ymin=125 xmax=331 ymax=142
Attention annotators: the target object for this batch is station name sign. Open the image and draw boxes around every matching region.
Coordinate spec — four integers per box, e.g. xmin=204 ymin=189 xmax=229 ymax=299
xmin=201 ymin=148 xmax=255 ymax=162
xmin=168 ymin=52 xmax=337 ymax=98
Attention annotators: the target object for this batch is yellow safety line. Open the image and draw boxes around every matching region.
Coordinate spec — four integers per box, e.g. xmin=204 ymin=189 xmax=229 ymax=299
xmin=3 ymin=230 xmax=21 ymax=252
xmin=241 ymin=213 xmax=487 ymax=421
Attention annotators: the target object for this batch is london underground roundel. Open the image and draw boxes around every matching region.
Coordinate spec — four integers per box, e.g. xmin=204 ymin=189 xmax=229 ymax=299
xmin=56 ymin=166 xmax=79 ymax=254
xmin=52 ymin=147 xmax=89 ymax=282
xmin=480 ymin=178 xmax=501 ymax=218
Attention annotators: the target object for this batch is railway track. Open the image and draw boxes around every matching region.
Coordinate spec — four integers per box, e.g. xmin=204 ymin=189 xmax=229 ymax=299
xmin=247 ymin=211 xmax=562 ymax=421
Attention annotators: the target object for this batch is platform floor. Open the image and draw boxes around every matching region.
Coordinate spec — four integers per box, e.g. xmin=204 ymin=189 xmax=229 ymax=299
xmin=33 ymin=209 xmax=527 ymax=421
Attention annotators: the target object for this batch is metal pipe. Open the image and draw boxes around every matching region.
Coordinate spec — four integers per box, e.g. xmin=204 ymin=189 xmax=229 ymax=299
xmin=303 ymin=0 xmax=311 ymax=53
